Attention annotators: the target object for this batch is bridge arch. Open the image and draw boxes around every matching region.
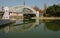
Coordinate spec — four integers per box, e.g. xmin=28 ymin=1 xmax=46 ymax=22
xmin=10 ymin=5 xmax=37 ymax=14
xmin=9 ymin=5 xmax=39 ymax=20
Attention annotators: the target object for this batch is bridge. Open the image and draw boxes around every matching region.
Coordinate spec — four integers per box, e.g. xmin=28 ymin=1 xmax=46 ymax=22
xmin=0 ymin=5 xmax=39 ymax=20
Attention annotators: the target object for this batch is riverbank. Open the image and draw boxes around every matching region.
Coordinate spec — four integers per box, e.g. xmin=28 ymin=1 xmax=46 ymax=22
xmin=32 ymin=17 xmax=60 ymax=20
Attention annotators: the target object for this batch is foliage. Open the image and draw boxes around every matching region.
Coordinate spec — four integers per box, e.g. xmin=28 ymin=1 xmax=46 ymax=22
xmin=33 ymin=6 xmax=42 ymax=13
xmin=46 ymin=5 xmax=60 ymax=17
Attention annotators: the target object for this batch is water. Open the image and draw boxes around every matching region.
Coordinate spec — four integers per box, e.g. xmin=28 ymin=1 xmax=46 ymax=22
xmin=0 ymin=19 xmax=60 ymax=38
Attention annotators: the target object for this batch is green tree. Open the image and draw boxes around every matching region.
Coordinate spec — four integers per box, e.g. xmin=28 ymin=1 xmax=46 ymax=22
xmin=46 ymin=5 xmax=60 ymax=17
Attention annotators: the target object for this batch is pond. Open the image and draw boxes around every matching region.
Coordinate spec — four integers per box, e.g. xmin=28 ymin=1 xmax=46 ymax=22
xmin=0 ymin=19 xmax=60 ymax=38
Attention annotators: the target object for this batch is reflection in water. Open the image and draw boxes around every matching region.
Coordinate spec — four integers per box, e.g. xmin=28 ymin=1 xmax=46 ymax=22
xmin=0 ymin=19 xmax=60 ymax=33
xmin=15 ymin=20 xmax=23 ymax=24
xmin=46 ymin=20 xmax=60 ymax=31
xmin=10 ymin=23 xmax=36 ymax=32
xmin=10 ymin=19 xmax=40 ymax=32
xmin=1 ymin=26 xmax=9 ymax=33
xmin=39 ymin=23 xmax=46 ymax=31
xmin=0 ymin=19 xmax=60 ymax=38
xmin=1 ymin=19 xmax=40 ymax=33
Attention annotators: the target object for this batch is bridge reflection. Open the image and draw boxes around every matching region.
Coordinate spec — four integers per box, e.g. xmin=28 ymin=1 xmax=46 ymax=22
xmin=2 ymin=19 xmax=39 ymax=33
xmin=1 ymin=19 xmax=60 ymax=33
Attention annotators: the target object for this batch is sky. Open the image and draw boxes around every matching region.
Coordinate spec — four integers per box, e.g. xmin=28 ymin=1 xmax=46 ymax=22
xmin=0 ymin=0 xmax=60 ymax=9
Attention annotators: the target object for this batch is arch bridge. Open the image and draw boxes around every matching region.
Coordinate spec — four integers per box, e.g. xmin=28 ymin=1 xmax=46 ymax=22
xmin=2 ymin=5 xmax=39 ymax=20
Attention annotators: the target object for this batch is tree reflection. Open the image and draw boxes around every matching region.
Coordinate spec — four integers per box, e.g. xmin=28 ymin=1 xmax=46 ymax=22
xmin=46 ymin=20 xmax=60 ymax=31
